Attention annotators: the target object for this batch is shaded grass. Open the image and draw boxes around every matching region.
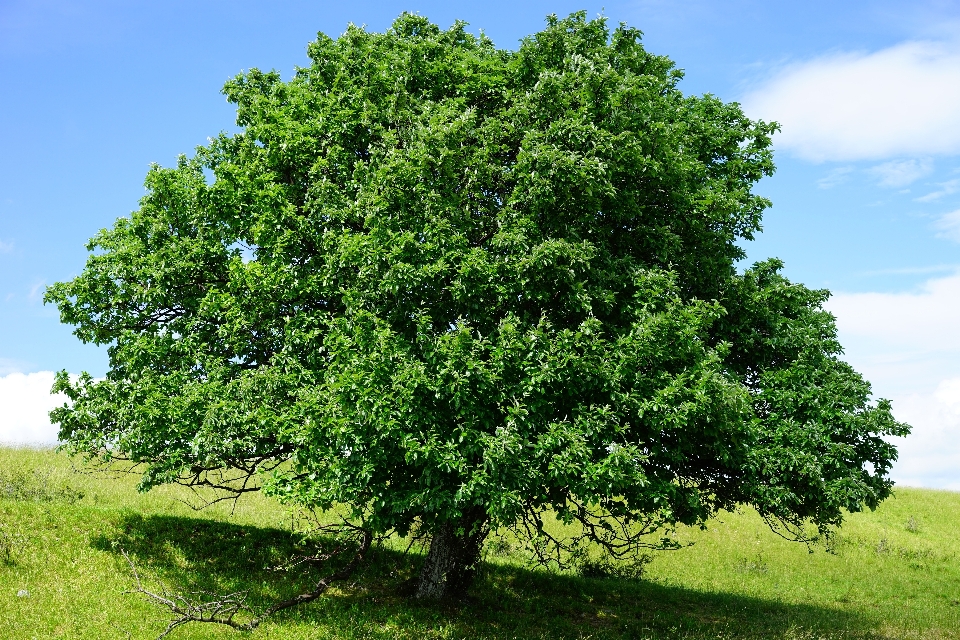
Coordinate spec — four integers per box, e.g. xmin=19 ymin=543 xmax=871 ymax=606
xmin=1 ymin=447 xmax=959 ymax=639
xmin=96 ymin=512 xmax=874 ymax=639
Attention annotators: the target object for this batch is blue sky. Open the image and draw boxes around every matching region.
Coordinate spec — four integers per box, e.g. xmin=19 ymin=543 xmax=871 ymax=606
xmin=2 ymin=0 xmax=960 ymax=487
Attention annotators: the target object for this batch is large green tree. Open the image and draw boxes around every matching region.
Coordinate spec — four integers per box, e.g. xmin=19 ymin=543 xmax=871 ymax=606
xmin=47 ymin=12 xmax=908 ymax=602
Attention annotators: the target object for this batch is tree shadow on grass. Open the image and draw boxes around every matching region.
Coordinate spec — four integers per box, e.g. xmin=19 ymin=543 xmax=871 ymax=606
xmin=92 ymin=513 xmax=883 ymax=640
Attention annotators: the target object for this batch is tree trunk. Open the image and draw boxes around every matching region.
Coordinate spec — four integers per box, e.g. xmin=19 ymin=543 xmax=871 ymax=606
xmin=415 ymin=509 xmax=488 ymax=600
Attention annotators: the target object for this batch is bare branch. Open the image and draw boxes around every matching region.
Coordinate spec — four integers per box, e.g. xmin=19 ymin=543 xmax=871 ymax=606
xmin=122 ymin=549 xmax=252 ymax=637
xmin=120 ymin=527 xmax=373 ymax=638
xmin=507 ymin=492 xmax=687 ymax=572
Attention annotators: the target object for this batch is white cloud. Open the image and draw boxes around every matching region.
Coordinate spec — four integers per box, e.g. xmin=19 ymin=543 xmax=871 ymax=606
xmin=916 ymin=177 xmax=960 ymax=202
xmin=0 ymin=371 xmax=66 ymax=445
xmin=826 ymin=272 xmax=960 ymax=488
xmin=887 ymin=379 xmax=960 ymax=490
xmin=0 ymin=238 xmax=12 ymax=253
xmin=741 ymin=40 xmax=960 ymax=161
xmin=827 ymin=272 xmax=960 ymax=355
xmin=935 ymin=209 xmax=960 ymax=241
xmin=868 ymin=158 xmax=933 ymax=187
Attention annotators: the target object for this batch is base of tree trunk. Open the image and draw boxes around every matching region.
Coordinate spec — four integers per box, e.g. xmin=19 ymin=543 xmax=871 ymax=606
xmin=415 ymin=509 xmax=488 ymax=600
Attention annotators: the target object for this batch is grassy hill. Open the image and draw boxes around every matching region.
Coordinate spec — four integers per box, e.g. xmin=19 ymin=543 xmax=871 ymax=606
xmin=1 ymin=446 xmax=958 ymax=639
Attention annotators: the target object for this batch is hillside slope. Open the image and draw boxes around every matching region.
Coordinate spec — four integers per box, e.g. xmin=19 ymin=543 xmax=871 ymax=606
xmin=1 ymin=447 xmax=958 ymax=639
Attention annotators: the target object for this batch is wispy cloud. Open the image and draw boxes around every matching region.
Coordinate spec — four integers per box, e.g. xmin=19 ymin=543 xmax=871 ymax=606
xmin=0 ymin=358 xmax=25 ymax=376
xmin=742 ymin=40 xmax=960 ymax=161
xmin=916 ymin=178 xmax=960 ymax=202
xmin=27 ymin=280 xmax=45 ymax=304
xmin=934 ymin=209 xmax=960 ymax=242
xmin=0 ymin=238 xmax=12 ymax=253
xmin=868 ymin=158 xmax=933 ymax=188
xmin=817 ymin=166 xmax=854 ymax=189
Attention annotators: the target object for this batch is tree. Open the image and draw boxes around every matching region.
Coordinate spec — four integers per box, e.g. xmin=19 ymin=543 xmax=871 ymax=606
xmin=47 ymin=12 xmax=908 ymax=603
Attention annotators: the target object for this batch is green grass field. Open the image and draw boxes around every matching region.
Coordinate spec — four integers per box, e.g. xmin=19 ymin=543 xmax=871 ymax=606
xmin=2 ymin=446 xmax=958 ymax=639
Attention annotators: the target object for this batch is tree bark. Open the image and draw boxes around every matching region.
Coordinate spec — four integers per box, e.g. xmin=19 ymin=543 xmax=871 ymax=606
xmin=415 ymin=509 xmax=488 ymax=600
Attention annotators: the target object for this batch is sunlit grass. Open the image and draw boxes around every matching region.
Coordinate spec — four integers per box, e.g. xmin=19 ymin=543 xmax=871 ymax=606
xmin=1 ymin=446 xmax=958 ymax=639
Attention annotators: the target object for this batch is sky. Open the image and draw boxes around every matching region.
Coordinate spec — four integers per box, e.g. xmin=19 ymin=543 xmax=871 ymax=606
xmin=1 ymin=0 xmax=959 ymax=488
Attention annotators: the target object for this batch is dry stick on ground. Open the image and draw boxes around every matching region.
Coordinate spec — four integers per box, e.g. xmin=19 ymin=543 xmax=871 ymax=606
xmin=122 ymin=527 xmax=373 ymax=639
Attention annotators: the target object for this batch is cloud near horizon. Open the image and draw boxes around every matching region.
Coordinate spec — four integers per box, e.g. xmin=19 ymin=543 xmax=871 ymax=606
xmin=826 ymin=272 xmax=960 ymax=489
xmin=0 ymin=371 xmax=65 ymax=445
xmin=888 ymin=378 xmax=960 ymax=490
xmin=741 ymin=40 xmax=960 ymax=162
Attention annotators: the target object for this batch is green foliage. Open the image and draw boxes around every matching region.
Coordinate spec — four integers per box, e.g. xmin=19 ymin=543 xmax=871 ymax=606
xmin=45 ymin=11 xmax=907 ymax=569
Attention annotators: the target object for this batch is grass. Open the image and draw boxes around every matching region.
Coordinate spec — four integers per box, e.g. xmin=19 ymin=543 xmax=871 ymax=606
xmin=1 ymin=446 xmax=959 ymax=639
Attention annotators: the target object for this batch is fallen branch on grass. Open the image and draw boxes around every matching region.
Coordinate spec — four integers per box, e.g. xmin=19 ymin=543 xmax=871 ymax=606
xmin=123 ymin=526 xmax=373 ymax=638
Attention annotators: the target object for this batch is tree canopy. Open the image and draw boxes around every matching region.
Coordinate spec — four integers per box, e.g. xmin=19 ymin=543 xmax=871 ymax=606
xmin=47 ymin=12 xmax=909 ymax=600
